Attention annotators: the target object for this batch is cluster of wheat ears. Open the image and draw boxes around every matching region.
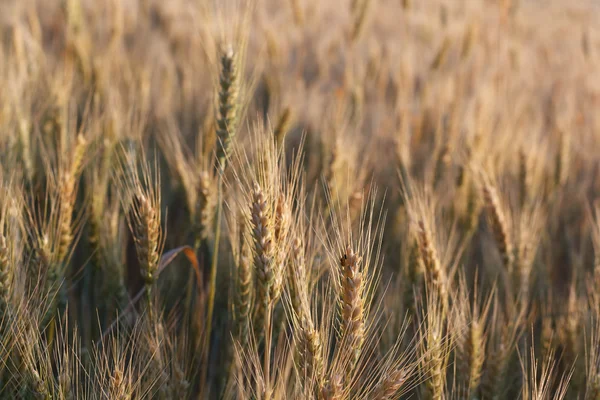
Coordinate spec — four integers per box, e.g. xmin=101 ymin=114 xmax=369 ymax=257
xmin=0 ymin=0 xmax=600 ymax=398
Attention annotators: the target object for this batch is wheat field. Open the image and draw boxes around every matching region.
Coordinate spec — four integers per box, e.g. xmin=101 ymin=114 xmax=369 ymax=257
xmin=0 ymin=0 xmax=598 ymax=398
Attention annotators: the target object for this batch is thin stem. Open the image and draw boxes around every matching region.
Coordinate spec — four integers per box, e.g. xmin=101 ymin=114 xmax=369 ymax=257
xmin=264 ymin=303 xmax=272 ymax=399
xmin=185 ymin=230 xmax=211 ymax=343
xmin=145 ymin=284 xmax=154 ymax=322
xmin=201 ymin=170 xmax=223 ymax=395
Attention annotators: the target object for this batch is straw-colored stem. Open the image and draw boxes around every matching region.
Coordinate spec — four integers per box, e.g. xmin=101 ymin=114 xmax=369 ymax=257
xmin=201 ymin=172 xmax=223 ymax=394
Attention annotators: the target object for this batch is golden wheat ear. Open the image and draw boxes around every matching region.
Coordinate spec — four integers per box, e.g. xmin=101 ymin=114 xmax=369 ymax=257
xmin=482 ymin=179 xmax=514 ymax=273
xmin=114 ymin=146 xmax=164 ymax=321
xmin=417 ymin=289 xmax=451 ymax=400
xmin=452 ymin=273 xmax=493 ymax=397
xmin=250 ymin=182 xmax=275 ymax=340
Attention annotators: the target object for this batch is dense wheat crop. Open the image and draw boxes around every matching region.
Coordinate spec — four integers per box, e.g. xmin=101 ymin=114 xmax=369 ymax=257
xmin=0 ymin=0 xmax=599 ymax=398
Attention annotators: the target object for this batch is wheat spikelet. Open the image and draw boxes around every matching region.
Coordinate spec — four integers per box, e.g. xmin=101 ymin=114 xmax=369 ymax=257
xmin=170 ymin=360 xmax=191 ymax=398
xmin=297 ymin=316 xmax=325 ymax=387
xmin=289 ymin=237 xmax=306 ymax=318
xmin=215 ymin=45 xmax=240 ymax=168
xmin=18 ymin=116 xmax=34 ymax=184
xmin=57 ymin=134 xmax=87 ymax=262
xmin=236 ymin=217 xmax=252 ymax=344
xmin=119 ymin=148 xmax=164 ymax=317
xmin=456 ymin=315 xmax=485 ymax=396
xmin=339 ymin=244 xmax=365 ymax=375
xmin=372 ymin=368 xmax=408 ymax=399
xmin=251 ymin=183 xmax=275 ymax=337
xmin=513 ymin=205 xmax=543 ymax=301
xmin=426 ymin=341 xmax=445 ymax=399
xmin=57 ymin=335 xmax=76 ymax=400
xmin=57 ymin=171 xmax=76 ymax=263
xmin=195 ymin=170 xmax=214 ymax=242
xmin=420 ymin=295 xmax=448 ymax=400
xmin=456 ymin=278 xmax=493 ymax=398
xmin=132 ymin=192 xmax=161 ymax=287
xmin=466 ymin=319 xmax=484 ymax=393
xmin=482 ymin=181 xmax=514 ymax=272
xmin=416 ymin=220 xmax=448 ymax=317
xmin=320 ymin=373 xmax=343 ymax=400
xmin=21 ymin=367 xmax=49 ymax=399
xmin=110 ymin=368 xmax=130 ymax=400
xmin=288 ymin=235 xmax=324 ymax=389
xmin=101 ymin=198 xmax=128 ymax=313
xmin=270 ymin=193 xmax=290 ymax=304
xmin=404 ymin=238 xmax=423 ymax=318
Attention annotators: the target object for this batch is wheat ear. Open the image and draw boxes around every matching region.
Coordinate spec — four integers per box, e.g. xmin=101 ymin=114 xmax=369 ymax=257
xmin=57 ymin=134 xmax=87 ymax=262
xmin=215 ymin=45 xmax=239 ymax=169
xmin=416 ymin=220 xmax=448 ymax=317
xmin=131 ymin=190 xmax=162 ymax=321
xmin=340 ymin=245 xmax=365 ymax=376
xmin=251 ymin=183 xmax=275 ymax=340
xmin=373 ymin=368 xmax=408 ymax=399
xmin=236 ymin=217 xmax=252 ymax=345
xmin=483 ymin=182 xmax=514 ymax=273
xmin=320 ymin=373 xmax=343 ymax=400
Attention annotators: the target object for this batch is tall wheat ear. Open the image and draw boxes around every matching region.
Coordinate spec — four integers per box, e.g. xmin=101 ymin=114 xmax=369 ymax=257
xmin=417 ymin=289 xmax=451 ymax=400
xmin=24 ymin=151 xmax=83 ymax=334
xmin=115 ymin=144 xmax=165 ymax=320
xmin=225 ymin=122 xmax=302 ymax=397
xmin=451 ymin=273 xmax=493 ymax=398
xmin=287 ymin=237 xmax=326 ymax=395
xmin=402 ymin=181 xmax=460 ymax=322
xmin=323 ymin=185 xmax=384 ymax=390
xmin=481 ymin=177 xmax=514 ymax=274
